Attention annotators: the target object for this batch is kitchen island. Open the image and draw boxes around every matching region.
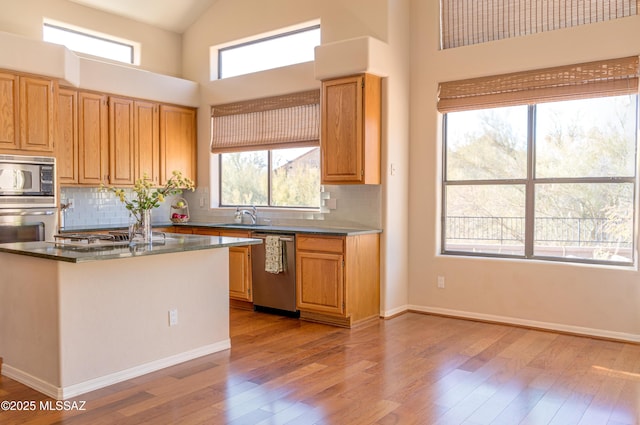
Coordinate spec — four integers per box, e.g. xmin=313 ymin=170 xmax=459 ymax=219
xmin=0 ymin=233 xmax=261 ymax=400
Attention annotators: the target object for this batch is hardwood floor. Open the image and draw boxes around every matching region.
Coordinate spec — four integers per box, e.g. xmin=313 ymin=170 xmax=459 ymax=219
xmin=1 ymin=309 xmax=640 ymax=424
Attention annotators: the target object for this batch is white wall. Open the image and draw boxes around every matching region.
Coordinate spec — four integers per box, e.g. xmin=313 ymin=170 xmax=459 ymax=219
xmin=0 ymin=0 xmax=183 ymax=77
xmin=410 ymin=2 xmax=640 ymax=340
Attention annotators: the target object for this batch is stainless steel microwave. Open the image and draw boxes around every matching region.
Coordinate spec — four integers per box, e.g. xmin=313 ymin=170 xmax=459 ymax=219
xmin=0 ymin=154 xmax=56 ymax=208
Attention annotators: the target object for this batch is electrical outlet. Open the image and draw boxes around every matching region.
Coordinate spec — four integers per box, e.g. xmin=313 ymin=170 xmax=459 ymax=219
xmin=199 ymin=197 xmax=205 ymax=208
xmin=168 ymin=309 xmax=178 ymax=326
xmin=437 ymin=276 xmax=445 ymax=289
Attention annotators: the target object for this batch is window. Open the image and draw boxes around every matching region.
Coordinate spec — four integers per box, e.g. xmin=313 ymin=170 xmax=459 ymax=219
xmin=211 ymin=90 xmax=321 ymax=209
xmin=440 ymin=0 xmax=638 ymax=49
xmin=443 ymin=96 xmax=638 ymax=265
xmin=440 ymin=57 xmax=639 ymax=265
xmin=219 ymin=147 xmax=320 ymax=208
xmin=217 ymin=25 xmax=320 ymax=79
xmin=43 ymin=22 xmax=136 ymax=65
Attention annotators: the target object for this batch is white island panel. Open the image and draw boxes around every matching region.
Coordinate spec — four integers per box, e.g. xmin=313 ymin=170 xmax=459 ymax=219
xmin=0 ymin=255 xmax=61 ymax=387
xmin=0 ymin=246 xmax=230 ymax=400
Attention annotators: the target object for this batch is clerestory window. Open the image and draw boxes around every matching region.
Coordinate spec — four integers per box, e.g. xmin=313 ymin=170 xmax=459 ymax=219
xmin=216 ymin=24 xmax=320 ymax=79
xmin=43 ymin=21 xmax=137 ymax=65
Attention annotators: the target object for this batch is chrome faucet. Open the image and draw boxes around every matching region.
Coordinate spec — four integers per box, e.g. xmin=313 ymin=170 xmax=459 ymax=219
xmin=236 ymin=206 xmax=257 ymax=224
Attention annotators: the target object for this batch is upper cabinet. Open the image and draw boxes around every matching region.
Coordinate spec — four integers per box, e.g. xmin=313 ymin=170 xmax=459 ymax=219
xmin=0 ymin=73 xmax=19 ymax=151
xmin=78 ymin=91 xmax=109 ymax=185
xmin=109 ymin=97 xmax=163 ymax=186
xmin=0 ymin=71 xmax=56 ymax=153
xmin=134 ymin=100 xmax=160 ymax=186
xmin=0 ymin=69 xmax=196 ymax=187
xmin=109 ymin=96 xmax=136 ymax=186
xmin=56 ymin=88 xmax=78 ymax=184
xmin=321 ymin=73 xmax=381 ymax=185
xmin=20 ymin=76 xmax=56 ymax=152
xmin=55 ymin=87 xmax=194 ymax=188
xmin=160 ymin=105 xmax=196 ymax=185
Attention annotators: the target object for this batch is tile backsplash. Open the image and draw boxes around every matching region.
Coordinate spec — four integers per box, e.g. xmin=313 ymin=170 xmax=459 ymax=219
xmin=61 ymin=184 xmax=381 ymax=230
xmin=60 ymin=187 xmax=176 ymax=229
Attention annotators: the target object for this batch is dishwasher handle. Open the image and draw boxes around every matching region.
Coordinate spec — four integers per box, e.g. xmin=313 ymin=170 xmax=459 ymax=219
xmin=252 ymin=233 xmax=295 ymax=242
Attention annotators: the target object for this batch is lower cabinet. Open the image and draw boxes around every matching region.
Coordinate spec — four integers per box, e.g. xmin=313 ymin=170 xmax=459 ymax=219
xmin=295 ymin=233 xmax=380 ymax=328
xmin=219 ymin=230 xmax=253 ymax=304
xmin=183 ymin=227 xmax=253 ymax=306
xmin=169 ymin=226 xmax=380 ymax=326
xmin=170 ymin=226 xmax=193 ymax=234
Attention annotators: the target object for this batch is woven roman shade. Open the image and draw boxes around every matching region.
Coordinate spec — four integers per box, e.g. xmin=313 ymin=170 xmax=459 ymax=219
xmin=438 ymin=56 xmax=640 ymax=113
xmin=441 ymin=0 xmax=639 ymax=49
xmin=210 ymin=90 xmax=320 ymax=153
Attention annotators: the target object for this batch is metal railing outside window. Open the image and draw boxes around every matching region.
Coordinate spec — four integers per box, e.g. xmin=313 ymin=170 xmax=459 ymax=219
xmin=446 ymin=216 xmax=632 ymax=247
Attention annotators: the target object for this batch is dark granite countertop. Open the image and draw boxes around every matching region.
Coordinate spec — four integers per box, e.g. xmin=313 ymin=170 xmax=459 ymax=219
xmin=61 ymin=222 xmax=382 ymax=236
xmin=0 ymin=233 xmax=262 ymax=263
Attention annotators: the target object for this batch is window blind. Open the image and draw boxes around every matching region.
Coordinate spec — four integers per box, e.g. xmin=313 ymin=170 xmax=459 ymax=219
xmin=438 ymin=56 xmax=639 ymax=112
xmin=441 ymin=0 xmax=639 ymax=49
xmin=210 ymin=90 xmax=320 ymax=153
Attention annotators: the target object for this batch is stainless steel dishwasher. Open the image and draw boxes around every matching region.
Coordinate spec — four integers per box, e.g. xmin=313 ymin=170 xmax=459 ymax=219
xmin=250 ymin=232 xmax=298 ymax=316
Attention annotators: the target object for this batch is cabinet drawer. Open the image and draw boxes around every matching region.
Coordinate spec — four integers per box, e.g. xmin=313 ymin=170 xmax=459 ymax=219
xmin=193 ymin=228 xmax=220 ymax=236
xmin=218 ymin=229 xmax=251 ymax=238
xmin=296 ymin=235 xmax=344 ymax=253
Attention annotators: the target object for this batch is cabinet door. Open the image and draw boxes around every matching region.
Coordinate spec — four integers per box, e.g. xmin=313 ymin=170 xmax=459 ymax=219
xmin=134 ymin=100 xmax=160 ymax=185
xmin=56 ymin=88 xmax=78 ymax=184
xmin=228 ymin=245 xmax=252 ymax=301
xmin=78 ymin=92 xmax=108 ymax=185
xmin=296 ymin=250 xmax=345 ymax=315
xmin=20 ymin=76 xmax=56 ymax=152
xmin=321 ymin=74 xmax=380 ymax=184
xmin=159 ymin=105 xmax=196 ymax=185
xmin=109 ymin=97 xmax=135 ymax=185
xmin=218 ymin=229 xmax=252 ymax=301
xmin=321 ymin=75 xmax=362 ymax=183
xmin=0 ymin=73 xmax=18 ymax=150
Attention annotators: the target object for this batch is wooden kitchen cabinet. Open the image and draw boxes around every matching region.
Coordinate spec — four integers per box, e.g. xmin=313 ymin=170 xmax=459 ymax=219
xmin=187 ymin=227 xmax=253 ymax=306
xmin=171 ymin=226 xmax=194 ymax=234
xmin=218 ymin=229 xmax=253 ymax=303
xmin=56 ymin=88 xmax=79 ymax=184
xmin=321 ymin=73 xmax=381 ymax=184
xmin=20 ymin=75 xmax=56 ymax=152
xmin=0 ymin=72 xmax=56 ymax=153
xmin=296 ymin=233 xmax=380 ymax=327
xmin=160 ymin=105 xmax=196 ymax=185
xmin=78 ymin=91 xmax=109 ymax=185
xmin=109 ymin=97 xmax=162 ymax=186
xmin=134 ymin=100 xmax=160 ymax=185
xmin=0 ymin=72 xmax=19 ymax=150
xmin=109 ymin=96 xmax=136 ymax=186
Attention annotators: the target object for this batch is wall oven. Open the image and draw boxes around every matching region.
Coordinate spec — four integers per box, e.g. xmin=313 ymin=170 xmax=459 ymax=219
xmin=0 ymin=154 xmax=57 ymax=243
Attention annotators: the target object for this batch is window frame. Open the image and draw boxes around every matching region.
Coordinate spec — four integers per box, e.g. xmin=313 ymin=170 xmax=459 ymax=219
xmin=217 ymin=147 xmax=321 ymax=210
xmin=43 ymin=21 xmax=137 ymax=65
xmin=216 ymin=24 xmax=320 ymax=79
xmin=441 ymin=97 xmax=639 ymax=266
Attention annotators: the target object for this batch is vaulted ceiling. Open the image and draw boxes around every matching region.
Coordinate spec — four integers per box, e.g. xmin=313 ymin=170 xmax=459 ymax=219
xmin=68 ymin=0 xmax=219 ymax=33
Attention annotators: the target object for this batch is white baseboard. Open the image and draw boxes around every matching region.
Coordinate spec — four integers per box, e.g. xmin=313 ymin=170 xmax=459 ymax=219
xmin=381 ymin=304 xmax=410 ymax=318
xmin=2 ymin=340 xmax=231 ymax=400
xmin=2 ymin=365 xmax=60 ymax=399
xmin=407 ymin=305 xmax=640 ymax=343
